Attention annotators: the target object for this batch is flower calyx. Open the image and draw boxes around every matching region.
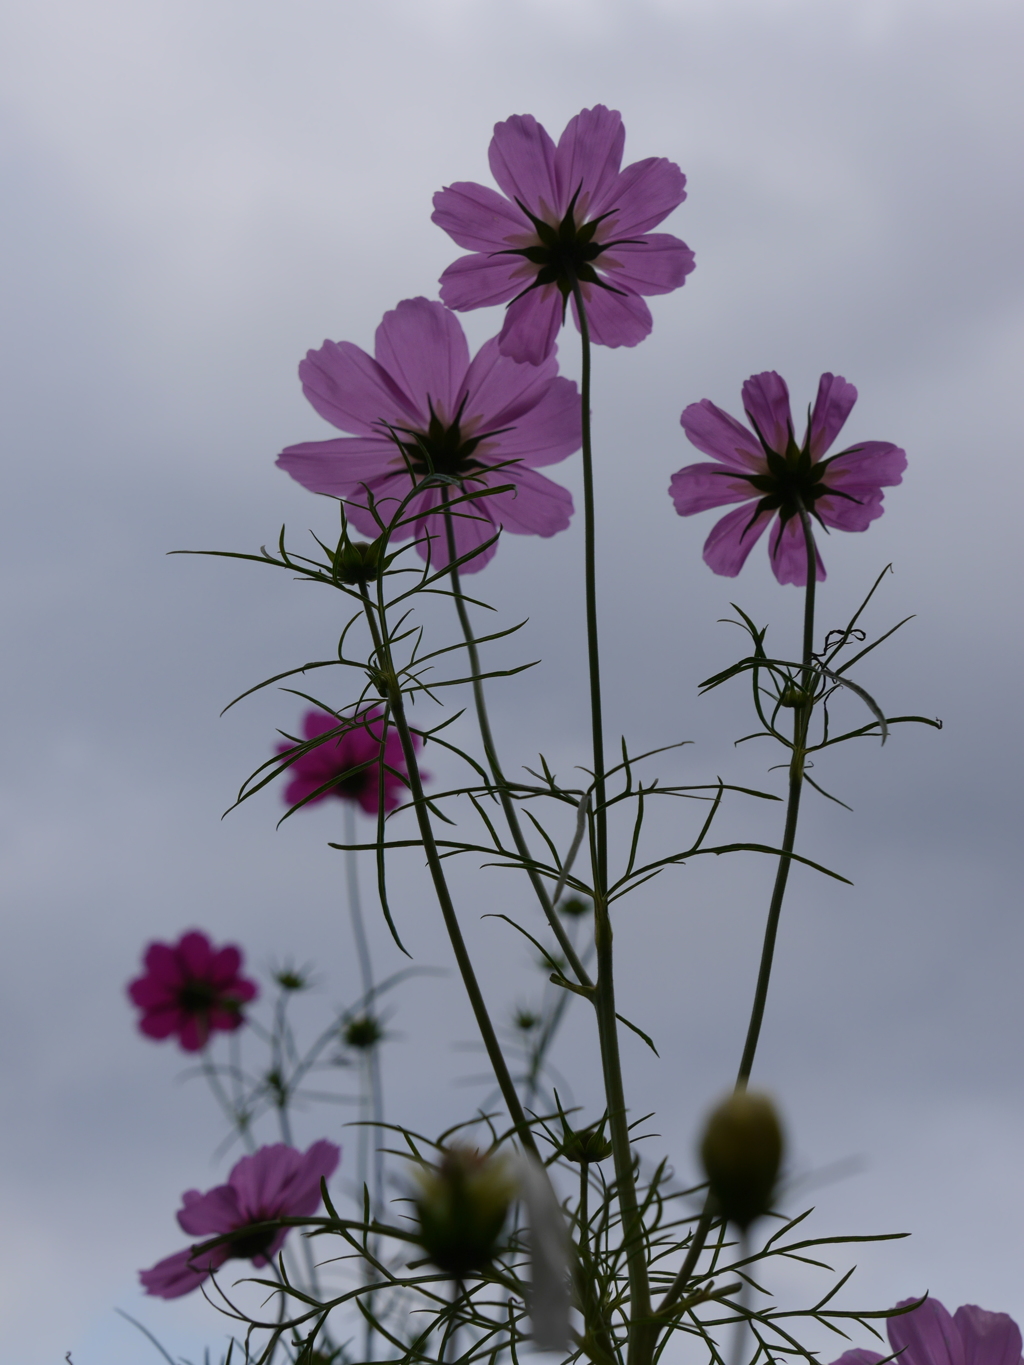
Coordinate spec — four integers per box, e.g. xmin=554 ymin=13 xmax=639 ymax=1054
xmin=699 ymin=1090 xmax=783 ymax=1230
xmin=329 ymin=532 xmax=395 ymax=585
xmin=558 ymin=1121 xmax=613 ymax=1165
xmin=412 ymin=1145 xmax=516 ymax=1277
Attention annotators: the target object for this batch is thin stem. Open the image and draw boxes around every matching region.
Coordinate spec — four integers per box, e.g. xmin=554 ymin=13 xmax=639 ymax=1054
xmin=568 ymin=278 xmax=650 ymax=1365
xmin=357 ymin=580 xmax=538 ymax=1157
xmin=734 ymin=502 xmax=817 ymax=1088
xmin=344 ymin=800 xmax=375 ymax=1004
xmin=441 ymin=501 xmax=593 ymax=992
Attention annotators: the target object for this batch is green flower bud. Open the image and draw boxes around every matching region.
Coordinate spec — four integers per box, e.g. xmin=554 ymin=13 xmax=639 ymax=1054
xmin=413 ymin=1146 xmax=516 ymax=1277
xmin=778 ymin=684 xmax=811 ymax=708
xmin=331 ymin=534 xmax=395 ymax=585
xmin=558 ymin=1123 xmax=613 ymax=1164
xmin=699 ymin=1091 xmax=783 ymax=1229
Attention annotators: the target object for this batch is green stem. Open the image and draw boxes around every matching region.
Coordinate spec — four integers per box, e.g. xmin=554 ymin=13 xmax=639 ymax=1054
xmin=441 ymin=501 xmax=593 ymax=992
xmin=357 ymin=581 xmax=538 ymax=1157
xmin=568 ymin=278 xmax=651 ymax=1365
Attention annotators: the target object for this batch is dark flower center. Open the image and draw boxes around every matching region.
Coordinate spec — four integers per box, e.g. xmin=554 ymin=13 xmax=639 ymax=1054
xmin=496 ymin=185 xmax=645 ymax=307
xmin=731 ymin=419 xmax=862 ymax=543
xmin=386 ymin=394 xmax=511 ymax=482
xmin=177 ymin=979 xmax=225 ymax=1015
xmin=224 ymin=1226 xmax=278 ymax=1261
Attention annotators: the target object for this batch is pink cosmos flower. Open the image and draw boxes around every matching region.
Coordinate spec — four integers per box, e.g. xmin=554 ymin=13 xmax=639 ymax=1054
xmin=276 ymin=297 xmax=580 ymax=573
xmin=140 ymin=1141 xmax=341 ymax=1299
xmin=128 ymin=930 xmax=258 ymax=1052
xmin=829 ymin=1297 xmax=1023 ymax=1365
xmin=432 ymin=105 xmax=694 ymax=365
xmin=669 ymin=372 xmax=906 ymax=586
xmin=276 ymin=708 xmax=419 ymax=815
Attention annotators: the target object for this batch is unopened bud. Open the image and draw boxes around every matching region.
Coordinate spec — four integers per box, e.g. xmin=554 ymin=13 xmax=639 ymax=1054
xmin=343 ymin=1014 xmax=383 ymax=1050
xmin=558 ymin=1124 xmax=613 ymax=1164
xmin=778 ymin=684 xmax=811 ymax=708
xmin=332 ymin=535 xmax=394 ymax=585
xmin=699 ymin=1091 xmax=783 ymax=1229
xmin=413 ymin=1146 xmax=516 ymax=1276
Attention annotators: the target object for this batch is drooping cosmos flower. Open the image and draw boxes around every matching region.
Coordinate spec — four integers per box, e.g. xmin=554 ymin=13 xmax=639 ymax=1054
xmin=277 ymin=297 xmax=580 ymax=572
xmin=829 ymin=1297 xmax=1023 ymax=1365
xmin=432 ymin=105 xmax=694 ymax=365
xmin=669 ymin=372 xmax=906 ymax=585
xmin=276 ymin=707 xmax=418 ymax=814
xmin=140 ymin=1141 xmax=341 ymax=1298
xmin=128 ymin=930 xmax=258 ymax=1052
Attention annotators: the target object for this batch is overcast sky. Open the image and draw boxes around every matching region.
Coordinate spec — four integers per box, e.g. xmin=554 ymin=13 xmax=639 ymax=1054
xmin=2 ymin=1 xmax=1024 ymax=1361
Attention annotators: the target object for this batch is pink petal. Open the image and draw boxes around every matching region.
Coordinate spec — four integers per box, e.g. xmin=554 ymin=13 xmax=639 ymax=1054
xmin=140 ymin=1246 xmax=222 ymax=1300
xmin=178 ymin=1183 xmax=242 ymax=1236
xmin=601 ymin=233 xmax=695 ymax=296
xmin=572 ymin=285 xmax=652 ymax=350
xmin=888 ymin=1298 xmax=965 ymax=1365
xmin=431 ymin=181 xmax=530 ymax=252
xmin=207 ymin=944 xmax=242 ymax=986
xmin=374 ymin=298 xmax=470 ymax=423
xmin=953 ymin=1305 xmax=1023 ymax=1365
xmin=480 ymin=464 xmax=574 ymax=536
xmin=128 ymin=976 xmax=175 ymax=1008
xmin=141 ymin=942 xmax=184 ymax=987
xmin=341 ymin=470 xmax=417 ymax=541
xmin=768 ymin=515 xmax=826 ymax=586
xmin=137 ymin=1009 xmax=181 ymax=1040
xmin=590 ymin=156 xmax=687 ymax=236
xmin=702 ymin=503 xmax=774 ymax=577
xmin=824 ymin=441 xmax=907 ymax=489
xmin=229 ymin=1144 xmax=304 ymax=1221
xmin=808 ymin=373 xmax=858 ymax=460
xmin=680 ymin=400 xmax=767 ymax=472
xmin=177 ymin=1015 xmax=209 ymax=1052
xmin=489 ymin=373 xmax=580 ymax=467
xmin=498 ymin=287 xmax=564 ymax=365
xmin=276 ymin=1140 xmax=342 ymax=1217
xmin=554 ymin=105 xmax=624 ymax=217
xmin=669 ymin=463 xmax=755 ymax=516
xmin=176 ymin=932 xmax=214 ymax=977
xmin=299 ymin=340 xmax=418 ymax=435
xmin=742 ymin=372 xmax=794 ymax=454
xmin=816 ymin=485 xmax=885 ymax=532
xmin=488 ymin=114 xmax=559 ymax=220
xmin=439 ymin=251 xmax=529 ymax=311
xmin=276 ymin=436 xmax=401 ymax=499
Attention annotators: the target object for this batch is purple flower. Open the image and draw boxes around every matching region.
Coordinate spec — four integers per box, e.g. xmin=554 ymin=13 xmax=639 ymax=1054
xmin=140 ymin=1141 xmax=341 ymax=1299
xmin=432 ymin=105 xmax=694 ymax=365
xmin=829 ymin=1297 xmax=1023 ymax=1365
xmin=276 ymin=297 xmax=579 ymax=573
xmin=669 ymin=372 xmax=906 ymax=586
xmin=276 ymin=708 xmax=419 ymax=815
xmin=128 ymin=930 xmax=258 ymax=1053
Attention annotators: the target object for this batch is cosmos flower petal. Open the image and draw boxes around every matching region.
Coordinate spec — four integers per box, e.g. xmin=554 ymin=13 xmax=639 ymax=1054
xmin=374 ymin=298 xmax=470 ymax=421
xmin=177 ymin=1184 xmax=242 ymax=1237
xmin=591 ymin=156 xmax=688 ymax=235
xmin=953 ymin=1304 xmax=1023 ymax=1365
xmin=669 ymin=463 xmax=756 ymax=516
xmin=416 ymin=484 xmax=501 ymax=573
xmin=768 ymin=515 xmax=826 ymax=586
xmin=140 ymin=1246 xmax=223 ymax=1300
xmin=741 ymin=372 xmax=794 ymax=453
xmin=554 ymin=105 xmax=625 ymax=213
xmin=572 ymin=285 xmax=652 ymax=350
xmin=680 ymin=400 xmax=767 ymax=471
xmin=128 ymin=932 xmax=257 ymax=1052
xmin=888 ymin=1298 xmax=965 ymax=1365
xmin=431 ymin=181 xmax=530 ymax=252
xmin=825 ymin=441 xmax=907 ymax=490
xmin=299 ymin=340 xmax=418 ymax=434
xmin=808 ymin=373 xmax=858 ymax=460
xmin=599 ymin=234 xmax=696 ymax=296
xmin=481 ymin=465 xmax=574 ymax=536
xmin=439 ymin=252 xmax=529 ymax=310
xmin=816 ymin=486 xmax=884 ymax=532
xmin=460 ymin=338 xmax=580 ymax=466
xmin=498 ymin=287 xmax=565 ymax=366
xmin=702 ymin=503 xmax=774 ymax=577
xmin=488 ymin=114 xmax=560 ymax=217
xmin=276 ymin=437 xmax=401 ymax=497
xmin=828 ymin=1353 xmax=885 ymax=1365
xmin=278 ymin=707 xmax=413 ymax=814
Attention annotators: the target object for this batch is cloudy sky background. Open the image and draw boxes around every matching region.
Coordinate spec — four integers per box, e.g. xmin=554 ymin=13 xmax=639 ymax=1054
xmin=2 ymin=0 xmax=1024 ymax=1360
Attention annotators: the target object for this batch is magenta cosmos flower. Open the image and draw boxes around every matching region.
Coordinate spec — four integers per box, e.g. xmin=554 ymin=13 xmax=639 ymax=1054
xmin=830 ymin=1297 xmax=1023 ymax=1365
xmin=277 ymin=297 xmax=580 ymax=573
xmin=432 ymin=105 xmax=694 ymax=365
xmin=128 ymin=930 xmax=257 ymax=1052
xmin=276 ymin=707 xmax=419 ymax=815
xmin=669 ymin=371 xmax=906 ymax=586
xmin=140 ymin=1141 xmax=341 ymax=1299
